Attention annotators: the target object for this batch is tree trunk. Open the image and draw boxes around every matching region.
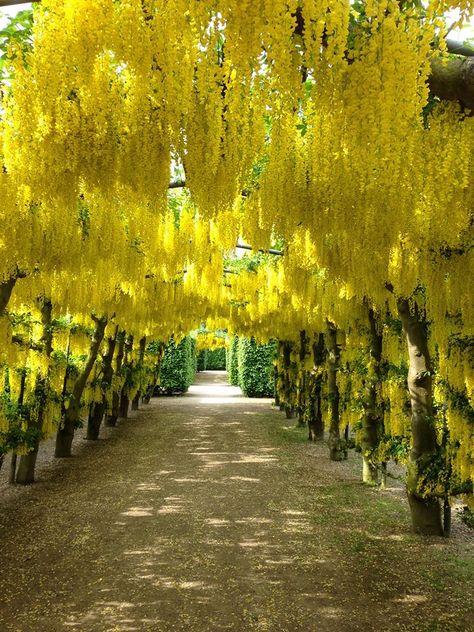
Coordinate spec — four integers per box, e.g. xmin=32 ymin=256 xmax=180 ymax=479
xmin=429 ymin=55 xmax=474 ymax=111
xmin=143 ymin=377 xmax=157 ymax=404
xmin=86 ymin=401 xmax=105 ymax=440
xmin=361 ymin=308 xmax=384 ymax=486
xmin=17 ymin=299 xmax=53 ymax=485
xmin=282 ymin=341 xmax=294 ymax=418
xmin=274 ymin=363 xmax=281 ymax=408
xmin=118 ymin=335 xmax=134 ymax=419
xmin=86 ymin=330 xmax=117 ymax=440
xmin=105 ymin=333 xmax=125 ymax=427
xmin=297 ymin=370 xmax=306 ymax=427
xmin=16 ymin=448 xmax=40 ymax=485
xmin=55 ymin=316 xmax=107 ymax=458
xmin=397 ymin=298 xmax=443 ymax=536
xmin=0 ymin=275 xmax=19 ymax=315
xmin=119 ymin=392 xmax=129 ymax=418
xmin=327 ymin=322 xmax=345 ymax=461
xmin=143 ymin=344 xmax=163 ymax=404
xmin=308 ymin=333 xmax=325 ymax=441
xmin=297 ymin=330 xmax=308 ymax=427
xmin=9 ymin=453 xmax=18 ymax=484
xmin=107 ymin=394 xmax=120 ymax=426
xmin=9 ymin=369 xmax=27 ymax=483
xmin=1 ymin=274 xmax=25 ymax=481
xmin=131 ymin=393 xmax=140 ymax=411
xmin=131 ymin=336 xmax=147 ymax=411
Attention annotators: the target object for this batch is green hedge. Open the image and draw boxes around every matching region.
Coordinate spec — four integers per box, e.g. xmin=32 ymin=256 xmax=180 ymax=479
xmin=197 ymin=349 xmax=207 ymax=371
xmin=236 ymin=337 xmax=276 ymax=398
xmin=206 ymin=347 xmax=226 ymax=370
xmin=197 ymin=347 xmax=226 ymax=371
xmin=226 ymin=336 xmax=239 ymax=386
xmin=159 ymin=336 xmax=196 ymax=394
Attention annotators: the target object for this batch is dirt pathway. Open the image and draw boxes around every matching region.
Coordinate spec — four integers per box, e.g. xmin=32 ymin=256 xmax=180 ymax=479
xmin=0 ymin=371 xmax=472 ymax=632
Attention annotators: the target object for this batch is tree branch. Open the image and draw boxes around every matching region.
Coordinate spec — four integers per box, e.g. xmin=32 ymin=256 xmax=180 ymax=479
xmin=429 ymin=55 xmax=474 ymax=111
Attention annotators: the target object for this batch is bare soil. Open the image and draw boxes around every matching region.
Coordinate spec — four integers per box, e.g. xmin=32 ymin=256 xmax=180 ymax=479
xmin=0 ymin=371 xmax=472 ymax=632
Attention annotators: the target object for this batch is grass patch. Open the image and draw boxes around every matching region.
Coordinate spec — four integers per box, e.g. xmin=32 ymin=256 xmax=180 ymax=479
xmin=263 ymin=412 xmax=310 ymax=445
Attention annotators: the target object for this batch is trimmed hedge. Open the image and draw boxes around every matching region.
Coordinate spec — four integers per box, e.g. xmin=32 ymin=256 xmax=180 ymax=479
xmin=197 ymin=347 xmax=226 ymax=371
xmin=158 ymin=336 xmax=196 ymax=394
xmin=206 ymin=347 xmax=226 ymax=370
xmin=226 ymin=335 xmax=239 ymax=386
xmin=236 ymin=337 xmax=276 ymax=398
xmin=197 ymin=349 xmax=207 ymax=372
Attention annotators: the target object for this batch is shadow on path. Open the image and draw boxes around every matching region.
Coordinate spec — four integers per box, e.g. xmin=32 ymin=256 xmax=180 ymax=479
xmin=0 ymin=371 xmax=472 ymax=631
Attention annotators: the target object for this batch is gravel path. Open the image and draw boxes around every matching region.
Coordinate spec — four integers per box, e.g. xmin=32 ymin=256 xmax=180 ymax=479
xmin=0 ymin=371 xmax=472 ymax=632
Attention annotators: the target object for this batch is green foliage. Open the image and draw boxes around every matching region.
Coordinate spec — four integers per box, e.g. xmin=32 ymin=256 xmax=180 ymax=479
xmin=237 ymin=337 xmax=276 ymax=398
xmin=197 ymin=349 xmax=207 ymax=371
xmin=205 ymin=347 xmax=226 ymax=370
xmin=0 ymin=425 xmax=41 ymax=456
xmin=460 ymin=507 xmax=474 ymax=530
xmin=226 ymin=335 xmax=239 ymax=386
xmin=158 ymin=336 xmax=196 ymax=394
xmin=0 ymin=9 xmax=34 ymax=82
xmin=198 ymin=347 xmax=227 ymax=371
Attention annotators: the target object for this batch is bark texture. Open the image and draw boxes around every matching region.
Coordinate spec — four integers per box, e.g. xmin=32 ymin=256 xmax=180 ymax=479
xmin=131 ymin=336 xmax=147 ymax=411
xmin=282 ymin=342 xmax=294 ymax=419
xmin=118 ymin=335 xmax=134 ymax=419
xmin=307 ymin=333 xmax=325 ymax=441
xmin=397 ymin=298 xmax=443 ymax=536
xmin=106 ymin=333 xmax=125 ymax=427
xmin=16 ymin=299 xmax=53 ymax=484
xmin=360 ymin=309 xmax=384 ymax=485
xmin=297 ymin=330 xmax=309 ymax=428
xmin=327 ymin=323 xmax=346 ymax=461
xmin=55 ymin=316 xmax=107 ymax=457
xmin=429 ymin=55 xmax=474 ymax=111
xmin=86 ymin=330 xmax=117 ymax=440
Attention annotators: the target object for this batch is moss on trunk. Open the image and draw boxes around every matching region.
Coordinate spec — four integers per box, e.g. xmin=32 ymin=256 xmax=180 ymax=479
xmin=397 ymin=298 xmax=443 ymax=536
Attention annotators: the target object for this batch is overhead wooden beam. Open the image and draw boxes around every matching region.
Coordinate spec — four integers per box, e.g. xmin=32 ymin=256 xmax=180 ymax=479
xmin=236 ymin=243 xmax=283 ymax=257
xmin=429 ymin=55 xmax=474 ymax=111
xmin=0 ymin=1 xmax=38 ymax=7
xmin=168 ymin=180 xmax=186 ymax=189
xmin=446 ymin=38 xmax=474 ymax=57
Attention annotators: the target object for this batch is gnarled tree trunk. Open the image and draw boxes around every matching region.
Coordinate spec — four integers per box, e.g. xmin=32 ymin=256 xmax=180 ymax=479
xmin=282 ymin=341 xmax=294 ymax=419
xmin=55 ymin=316 xmax=107 ymax=457
xmin=1 ymin=273 xmax=22 ymax=479
xmin=9 ymin=369 xmax=27 ymax=483
xmin=397 ymin=298 xmax=443 ymax=536
xmin=131 ymin=336 xmax=146 ymax=411
xmin=360 ymin=308 xmax=384 ymax=486
xmin=16 ymin=298 xmax=53 ymax=484
xmin=327 ymin=322 xmax=346 ymax=461
xmin=297 ymin=330 xmax=309 ymax=427
xmin=106 ymin=332 xmax=125 ymax=427
xmin=308 ymin=333 xmax=325 ymax=441
xmin=0 ymin=275 xmax=19 ymax=315
xmin=119 ymin=335 xmax=134 ymax=419
xmin=87 ymin=329 xmax=118 ymax=440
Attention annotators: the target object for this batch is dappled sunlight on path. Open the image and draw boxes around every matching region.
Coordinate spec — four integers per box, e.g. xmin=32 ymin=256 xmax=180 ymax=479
xmin=187 ymin=370 xmax=265 ymax=405
xmin=0 ymin=371 xmax=472 ymax=631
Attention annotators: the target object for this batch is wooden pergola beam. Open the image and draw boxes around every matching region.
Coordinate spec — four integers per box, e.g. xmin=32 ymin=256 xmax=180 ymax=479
xmin=429 ymin=55 xmax=474 ymax=110
xmin=0 ymin=1 xmax=38 ymax=7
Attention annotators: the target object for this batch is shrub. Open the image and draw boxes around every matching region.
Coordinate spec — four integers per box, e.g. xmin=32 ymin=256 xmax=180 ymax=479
xmin=158 ymin=336 xmax=196 ymax=394
xmin=197 ymin=349 xmax=207 ymax=371
xmin=237 ymin=337 xmax=276 ymax=397
xmin=226 ymin=335 xmax=239 ymax=385
xmin=206 ymin=347 xmax=226 ymax=370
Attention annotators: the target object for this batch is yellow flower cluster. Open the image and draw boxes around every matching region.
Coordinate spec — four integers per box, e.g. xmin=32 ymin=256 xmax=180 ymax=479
xmin=0 ymin=1 xmax=472 ymax=493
